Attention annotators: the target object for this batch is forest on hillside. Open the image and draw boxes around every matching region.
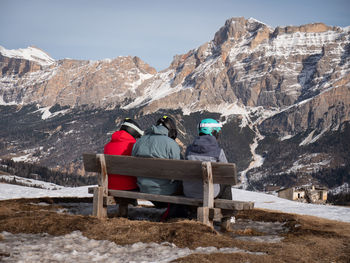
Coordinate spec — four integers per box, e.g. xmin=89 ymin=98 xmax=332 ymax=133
xmin=0 ymin=159 xmax=97 ymax=187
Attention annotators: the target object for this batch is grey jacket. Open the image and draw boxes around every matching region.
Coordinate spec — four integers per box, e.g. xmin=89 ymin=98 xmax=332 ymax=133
xmin=183 ymin=135 xmax=228 ymax=199
xmin=132 ymin=125 xmax=181 ymax=195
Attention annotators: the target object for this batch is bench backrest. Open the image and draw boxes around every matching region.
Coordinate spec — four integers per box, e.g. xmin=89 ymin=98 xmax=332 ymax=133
xmin=83 ymin=153 xmax=237 ymax=185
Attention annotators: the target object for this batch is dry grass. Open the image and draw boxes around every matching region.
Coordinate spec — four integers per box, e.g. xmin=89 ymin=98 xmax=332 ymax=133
xmin=0 ymin=198 xmax=349 ymax=263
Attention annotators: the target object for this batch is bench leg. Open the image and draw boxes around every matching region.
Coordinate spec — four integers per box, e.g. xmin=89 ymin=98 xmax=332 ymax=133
xmin=199 ymin=162 xmax=214 ymax=227
xmin=93 ymin=186 xmax=107 ymax=219
xmin=117 ymin=203 xmax=129 ymax=217
xmin=220 ymin=210 xmax=237 ymax=232
xmin=114 ymin=197 xmax=135 ymax=218
xmin=197 ymin=207 xmax=213 ymax=227
xmin=221 ymin=218 xmax=232 ymax=231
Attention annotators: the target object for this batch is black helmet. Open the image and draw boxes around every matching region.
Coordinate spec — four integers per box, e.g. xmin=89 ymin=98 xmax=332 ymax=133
xmin=119 ymin=118 xmax=144 ymax=139
xmin=156 ymin=115 xmax=177 ymax=140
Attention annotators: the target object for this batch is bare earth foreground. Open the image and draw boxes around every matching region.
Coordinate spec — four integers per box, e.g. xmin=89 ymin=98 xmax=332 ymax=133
xmin=0 ymin=197 xmax=349 ymax=262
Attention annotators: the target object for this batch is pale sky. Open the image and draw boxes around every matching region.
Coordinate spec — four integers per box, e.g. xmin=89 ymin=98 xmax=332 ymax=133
xmin=1 ymin=0 xmax=349 ymax=71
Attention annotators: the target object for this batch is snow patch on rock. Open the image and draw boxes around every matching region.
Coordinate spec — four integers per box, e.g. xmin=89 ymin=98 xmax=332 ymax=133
xmin=0 ymin=46 xmax=55 ymax=66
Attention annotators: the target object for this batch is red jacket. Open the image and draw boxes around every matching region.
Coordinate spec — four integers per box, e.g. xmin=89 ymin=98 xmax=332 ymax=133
xmin=103 ymin=130 xmax=138 ymax=190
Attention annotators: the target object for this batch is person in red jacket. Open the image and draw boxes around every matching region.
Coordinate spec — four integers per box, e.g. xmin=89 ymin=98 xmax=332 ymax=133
xmin=104 ymin=118 xmax=144 ymax=190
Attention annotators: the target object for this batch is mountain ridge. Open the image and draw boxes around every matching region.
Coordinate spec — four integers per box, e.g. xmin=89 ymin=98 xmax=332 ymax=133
xmin=0 ymin=17 xmax=349 ymax=193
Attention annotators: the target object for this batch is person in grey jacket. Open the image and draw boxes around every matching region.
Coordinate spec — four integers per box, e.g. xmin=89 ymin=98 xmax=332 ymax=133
xmin=132 ymin=115 xmax=181 ymax=196
xmin=183 ymin=118 xmax=228 ymax=199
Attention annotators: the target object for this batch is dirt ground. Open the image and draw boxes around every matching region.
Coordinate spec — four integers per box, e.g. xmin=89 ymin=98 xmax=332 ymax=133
xmin=0 ymin=197 xmax=349 ymax=263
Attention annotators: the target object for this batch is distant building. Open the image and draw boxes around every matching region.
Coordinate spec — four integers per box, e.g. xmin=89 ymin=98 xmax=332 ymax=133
xmin=277 ymin=185 xmax=328 ymax=204
xmin=265 ymin=185 xmax=281 ymax=193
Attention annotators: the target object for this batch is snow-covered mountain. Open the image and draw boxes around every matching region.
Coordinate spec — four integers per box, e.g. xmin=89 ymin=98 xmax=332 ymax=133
xmin=0 ymin=45 xmax=55 ymax=66
xmin=0 ymin=17 xmax=349 ymax=194
xmin=1 ymin=18 xmax=349 ymax=115
xmin=0 ymin=46 xmax=156 ymax=108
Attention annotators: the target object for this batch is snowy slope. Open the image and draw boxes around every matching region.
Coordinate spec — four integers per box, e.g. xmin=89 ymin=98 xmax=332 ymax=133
xmin=0 ymin=174 xmax=91 ymax=198
xmin=0 ymin=46 xmax=55 ymax=66
xmin=0 ymin=175 xmax=64 ymax=190
xmin=0 ymin=183 xmax=91 ymax=199
xmin=231 ymin=188 xmax=350 ymax=223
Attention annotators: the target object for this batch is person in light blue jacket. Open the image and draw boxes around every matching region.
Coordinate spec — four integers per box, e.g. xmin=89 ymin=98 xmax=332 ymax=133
xmin=132 ymin=115 xmax=181 ymax=196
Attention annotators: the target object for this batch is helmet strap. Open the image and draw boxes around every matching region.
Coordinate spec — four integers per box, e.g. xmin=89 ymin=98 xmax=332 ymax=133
xmin=212 ymin=130 xmax=220 ymax=139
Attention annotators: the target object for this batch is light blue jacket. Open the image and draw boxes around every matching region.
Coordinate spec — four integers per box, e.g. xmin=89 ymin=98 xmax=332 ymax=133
xmin=132 ymin=125 xmax=181 ymax=195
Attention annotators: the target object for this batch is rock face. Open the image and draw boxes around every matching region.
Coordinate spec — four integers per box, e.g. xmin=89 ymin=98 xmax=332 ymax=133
xmin=129 ymin=17 xmax=349 ymax=132
xmin=0 ymin=47 xmax=156 ymax=107
xmin=0 ymin=17 xmax=349 ymax=191
xmin=0 ymin=55 xmax=42 ymax=77
xmin=1 ymin=18 xmax=349 ymax=122
xmin=108 ymin=17 xmax=350 ymax=145
xmin=260 ymin=85 xmax=350 ymax=136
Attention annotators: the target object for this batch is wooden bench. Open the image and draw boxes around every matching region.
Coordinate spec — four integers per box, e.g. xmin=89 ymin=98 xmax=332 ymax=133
xmin=83 ymin=153 xmax=254 ymax=228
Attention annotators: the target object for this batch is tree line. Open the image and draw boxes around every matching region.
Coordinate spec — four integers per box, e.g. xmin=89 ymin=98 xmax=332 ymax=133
xmin=0 ymin=159 xmax=97 ymax=187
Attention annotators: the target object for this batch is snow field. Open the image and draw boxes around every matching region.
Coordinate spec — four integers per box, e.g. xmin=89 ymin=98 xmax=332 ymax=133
xmin=231 ymin=188 xmax=350 ymax=223
xmin=0 ymin=46 xmax=55 ymax=66
xmin=0 ymin=231 xmax=264 ymax=263
xmin=1 ymin=176 xmax=350 ymax=262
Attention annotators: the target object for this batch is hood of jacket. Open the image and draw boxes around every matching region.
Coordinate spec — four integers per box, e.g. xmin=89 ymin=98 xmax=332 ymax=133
xmin=145 ymin=125 xmax=169 ymax=136
xmin=110 ymin=130 xmax=136 ymax=143
xmin=186 ymin=135 xmax=221 ymax=158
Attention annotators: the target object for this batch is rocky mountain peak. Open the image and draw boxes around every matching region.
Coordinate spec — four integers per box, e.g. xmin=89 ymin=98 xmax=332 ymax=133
xmin=0 ymin=46 xmax=55 ymax=67
xmin=1 ymin=17 xmax=349 ymax=121
xmin=0 ymin=46 xmax=56 ymax=77
xmin=271 ymin=22 xmax=333 ymax=38
xmin=0 ymin=50 xmax=156 ymax=107
xmin=123 ymin=17 xmax=349 ymax=141
xmin=213 ymin=17 xmax=269 ymax=46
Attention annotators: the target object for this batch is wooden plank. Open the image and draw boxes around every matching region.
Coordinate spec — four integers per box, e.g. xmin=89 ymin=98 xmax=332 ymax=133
xmin=105 ymin=196 xmax=116 ymax=205
xmin=90 ymin=187 xmax=254 ymax=211
xmin=197 ymin=207 xmax=212 ymax=227
xmin=97 ymin=154 xmax=108 ymax=196
xmin=209 ymin=208 xmax=223 ymax=222
xmin=117 ymin=202 xmax=129 ymax=217
xmin=83 ymin=153 xmax=237 ymax=185
xmin=107 ymin=190 xmax=254 ymax=211
xmin=202 ymin=162 xmax=214 ymax=208
xmin=83 ymin=153 xmax=100 ymax=174
xmin=92 ymin=187 xmax=107 ymax=219
xmin=221 ymin=218 xmax=233 ymax=232
xmin=200 ymin=162 xmax=214 ymax=226
xmin=214 ymin=199 xmax=254 ymax=210
xmin=109 ymin=190 xmax=202 ymax=206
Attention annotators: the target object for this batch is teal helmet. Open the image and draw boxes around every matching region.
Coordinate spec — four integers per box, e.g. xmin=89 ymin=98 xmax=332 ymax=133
xmin=198 ymin=118 xmax=222 ymax=137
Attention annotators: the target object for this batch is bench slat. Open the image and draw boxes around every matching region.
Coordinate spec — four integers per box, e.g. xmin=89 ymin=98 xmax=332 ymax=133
xmin=109 ymin=189 xmax=202 ymax=206
xmin=215 ymin=199 xmax=254 ymax=210
xmin=83 ymin=153 xmax=237 ymax=185
xmin=101 ymin=189 xmax=253 ymax=211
